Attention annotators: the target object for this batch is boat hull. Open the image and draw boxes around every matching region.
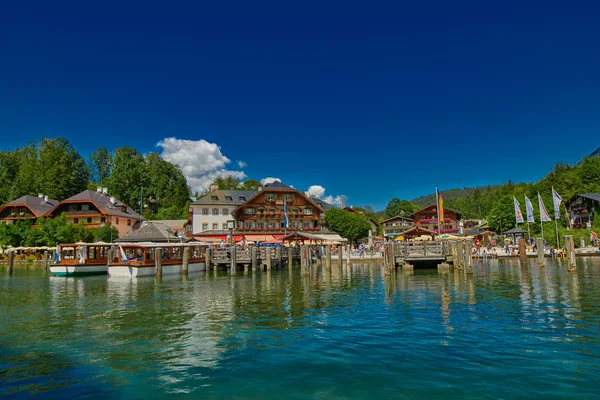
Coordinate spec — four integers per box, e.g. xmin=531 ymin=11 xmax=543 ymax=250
xmin=108 ymin=262 xmax=205 ymax=277
xmin=50 ymin=264 xmax=108 ymax=276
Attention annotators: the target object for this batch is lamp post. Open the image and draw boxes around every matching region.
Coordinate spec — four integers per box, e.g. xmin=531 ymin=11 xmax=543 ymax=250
xmin=227 ymin=220 xmax=236 ymax=247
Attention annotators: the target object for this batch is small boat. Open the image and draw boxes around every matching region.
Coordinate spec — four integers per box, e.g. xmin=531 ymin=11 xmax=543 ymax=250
xmin=108 ymin=242 xmax=207 ymax=277
xmin=49 ymin=242 xmax=111 ymax=276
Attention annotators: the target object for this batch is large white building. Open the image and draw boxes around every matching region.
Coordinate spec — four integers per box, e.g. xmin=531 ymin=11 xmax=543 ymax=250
xmin=190 ymin=188 xmax=256 ymax=235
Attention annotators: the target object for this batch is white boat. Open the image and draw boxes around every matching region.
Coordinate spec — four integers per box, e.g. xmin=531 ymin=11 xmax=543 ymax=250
xmin=108 ymin=242 xmax=207 ymax=277
xmin=50 ymin=242 xmax=111 ymax=276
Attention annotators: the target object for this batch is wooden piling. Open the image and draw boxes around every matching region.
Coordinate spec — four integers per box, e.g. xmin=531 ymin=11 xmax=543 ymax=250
xmin=325 ymin=245 xmax=332 ymax=270
xmin=536 ymin=237 xmax=545 ymax=267
xmin=518 ymin=238 xmax=527 ymax=261
xmin=205 ymin=248 xmax=212 ymax=272
xmin=346 ymin=245 xmax=351 ymax=264
xmin=564 ymin=235 xmax=576 ymax=272
xmin=7 ymin=249 xmax=14 ymax=275
xmin=43 ymin=251 xmax=49 ymax=270
xmin=338 ymin=245 xmax=343 ymax=265
xmin=402 ymin=263 xmax=414 ymax=271
xmin=438 ymin=262 xmax=450 ymax=271
xmin=275 ymin=247 xmax=282 ymax=269
xmin=251 ymin=246 xmax=258 ymax=271
xmin=155 ymin=248 xmax=162 ymax=277
xmin=465 ymin=238 xmax=473 ymax=274
xmin=265 ymin=247 xmax=272 ymax=270
xmin=230 ymin=246 xmax=237 ymax=275
xmin=182 ymin=247 xmax=190 ymax=274
xmin=287 ymin=246 xmax=293 ymax=269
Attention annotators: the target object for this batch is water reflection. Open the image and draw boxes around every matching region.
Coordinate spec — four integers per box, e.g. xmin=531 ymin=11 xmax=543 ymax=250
xmin=2 ymin=258 xmax=600 ymax=398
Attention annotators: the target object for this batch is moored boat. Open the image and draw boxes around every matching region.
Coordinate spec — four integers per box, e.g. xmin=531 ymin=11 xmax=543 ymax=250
xmin=49 ymin=242 xmax=111 ymax=276
xmin=108 ymin=243 xmax=207 ymax=277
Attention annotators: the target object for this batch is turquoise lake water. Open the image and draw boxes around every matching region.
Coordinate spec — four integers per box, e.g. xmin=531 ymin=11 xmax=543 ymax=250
xmin=1 ymin=259 xmax=600 ymax=399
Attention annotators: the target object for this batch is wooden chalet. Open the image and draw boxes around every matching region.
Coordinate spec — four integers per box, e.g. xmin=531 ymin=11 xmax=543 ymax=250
xmin=0 ymin=194 xmax=59 ymax=224
xmin=409 ymin=204 xmax=462 ymax=234
xmin=381 ymin=215 xmax=414 ymax=238
xmin=231 ymin=181 xmax=327 ymax=234
xmin=565 ymin=194 xmax=600 ymax=229
xmin=45 ymin=187 xmax=142 ymax=237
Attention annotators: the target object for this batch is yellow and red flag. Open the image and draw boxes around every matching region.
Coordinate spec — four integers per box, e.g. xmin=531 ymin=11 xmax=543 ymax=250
xmin=439 ymin=191 xmax=444 ymax=222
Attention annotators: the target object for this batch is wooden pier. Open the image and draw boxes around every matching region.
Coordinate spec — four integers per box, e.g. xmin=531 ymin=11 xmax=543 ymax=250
xmin=210 ymin=246 xmax=301 ymax=271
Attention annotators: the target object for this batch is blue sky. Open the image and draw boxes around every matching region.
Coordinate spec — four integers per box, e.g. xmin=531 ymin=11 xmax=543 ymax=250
xmin=1 ymin=1 xmax=599 ymax=210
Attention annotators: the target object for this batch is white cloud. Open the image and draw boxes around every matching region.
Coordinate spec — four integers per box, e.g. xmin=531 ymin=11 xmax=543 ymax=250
xmin=305 ymin=185 xmax=345 ymax=207
xmin=157 ymin=137 xmax=246 ymax=193
xmin=260 ymin=177 xmax=281 ymax=185
xmin=237 ymin=161 xmax=247 ymax=168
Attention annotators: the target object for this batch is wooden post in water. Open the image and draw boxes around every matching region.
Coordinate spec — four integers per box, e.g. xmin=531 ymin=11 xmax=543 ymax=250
xmin=564 ymin=235 xmax=576 ymax=272
xmin=7 ymin=249 xmax=14 ymax=275
xmin=265 ymin=247 xmax=272 ymax=270
xmin=230 ymin=246 xmax=237 ymax=275
xmin=155 ymin=248 xmax=162 ymax=277
xmin=43 ymin=251 xmax=49 ymax=270
xmin=288 ymin=246 xmax=293 ymax=269
xmin=346 ymin=245 xmax=351 ymax=264
xmin=338 ymin=244 xmax=343 ymax=266
xmin=518 ymin=238 xmax=527 ymax=262
xmin=390 ymin=242 xmax=396 ymax=269
xmin=465 ymin=238 xmax=473 ymax=274
xmin=275 ymin=247 xmax=282 ymax=269
xmin=536 ymin=237 xmax=545 ymax=267
xmin=325 ymin=245 xmax=332 ymax=271
xmin=251 ymin=246 xmax=258 ymax=271
xmin=182 ymin=247 xmax=190 ymax=274
xmin=205 ymin=248 xmax=212 ymax=272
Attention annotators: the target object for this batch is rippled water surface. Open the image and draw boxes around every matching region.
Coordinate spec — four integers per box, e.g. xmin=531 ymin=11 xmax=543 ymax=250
xmin=2 ymin=258 xmax=600 ymax=399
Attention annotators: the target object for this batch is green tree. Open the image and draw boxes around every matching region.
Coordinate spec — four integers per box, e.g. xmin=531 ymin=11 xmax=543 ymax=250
xmin=384 ymin=198 xmax=419 ymax=219
xmin=12 ymin=144 xmax=41 ymax=199
xmin=108 ymin=146 xmax=148 ymax=210
xmin=144 ymin=152 xmax=190 ymax=218
xmin=93 ymin=225 xmax=120 ymax=243
xmin=240 ymin=179 xmax=262 ymax=191
xmin=0 ymin=150 xmax=19 ymax=204
xmin=213 ymin=175 xmax=242 ymax=190
xmin=324 ymin=208 xmax=372 ymax=242
xmin=88 ymin=147 xmax=112 ymax=185
xmin=37 ymin=138 xmax=89 ymax=200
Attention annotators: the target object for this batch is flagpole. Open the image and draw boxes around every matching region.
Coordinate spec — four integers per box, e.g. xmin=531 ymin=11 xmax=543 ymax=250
xmin=527 ymin=222 xmax=530 ymax=241
xmin=554 ymin=218 xmax=559 ymax=247
xmin=435 ymin=187 xmax=441 ymax=237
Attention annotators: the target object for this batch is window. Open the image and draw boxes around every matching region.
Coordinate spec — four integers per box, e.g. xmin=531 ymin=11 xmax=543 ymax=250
xmin=268 ymin=222 xmax=277 ymax=229
xmin=239 ymin=196 xmax=246 ymax=201
xmin=245 ymin=222 xmax=252 ymax=229
xmin=257 ymin=208 xmax=265 ymax=214
xmin=222 ymin=223 xmax=228 ymax=230
xmin=211 ymin=195 xmax=218 ymax=201
xmin=116 ymin=218 xmax=119 ymax=224
xmin=127 ymin=219 xmax=131 ymax=226
xmin=213 ymin=223 xmax=219 ymax=230
xmin=87 ymin=217 xmax=92 ymax=223
xmin=244 ymin=208 xmax=255 ymax=214
xmin=101 ymin=216 xmax=106 ymax=223
xmin=222 ymin=208 xmax=229 ymax=215
xmin=283 ymin=194 xmax=294 ymax=201
xmin=291 ymin=208 xmax=300 ymax=213
xmin=225 ymin=196 xmax=233 ymax=201
xmin=269 ymin=208 xmax=277 ymax=214
xmin=303 ymin=208 xmax=313 ymax=215
xmin=303 ymin=222 xmax=311 ymax=228
xmin=202 ymin=223 xmax=208 ymax=231
xmin=82 ymin=204 xmax=89 ymax=211
xmin=73 ymin=218 xmax=79 ymax=224
xmin=257 ymin=222 xmax=265 ymax=229
xmin=202 ymin=208 xmax=209 ymax=215
xmin=264 ymin=193 xmax=277 ymax=201
xmin=212 ymin=208 xmax=219 ymax=215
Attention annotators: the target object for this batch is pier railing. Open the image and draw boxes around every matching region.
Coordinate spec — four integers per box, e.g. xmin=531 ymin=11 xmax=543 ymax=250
xmin=394 ymin=242 xmax=446 ymax=258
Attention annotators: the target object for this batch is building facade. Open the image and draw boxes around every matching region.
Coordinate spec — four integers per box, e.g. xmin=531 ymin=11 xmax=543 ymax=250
xmin=0 ymin=194 xmax=59 ymax=224
xmin=46 ymin=188 xmax=142 ymax=237
xmin=410 ymin=204 xmax=462 ymax=234
xmin=381 ymin=215 xmax=414 ymax=238
xmin=565 ymin=194 xmax=600 ymax=228
xmin=190 ymin=188 xmax=256 ymax=234
xmin=232 ymin=182 xmax=326 ymax=233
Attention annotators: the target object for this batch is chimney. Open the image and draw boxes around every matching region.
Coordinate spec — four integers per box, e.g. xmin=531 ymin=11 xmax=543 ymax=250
xmin=258 ymin=186 xmax=263 ymax=191
xmin=102 ymin=187 xmax=108 ymax=195
xmin=210 ymin=183 xmax=218 ymax=193
xmin=341 ymin=198 xmax=345 ymax=209
xmin=97 ymin=186 xmax=102 ymax=193
xmin=44 ymin=195 xmax=48 ymax=203
xmin=109 ymin=196 xmax=116 ymax=205
xmin=38 ymin=193 xmax=43 ymax=198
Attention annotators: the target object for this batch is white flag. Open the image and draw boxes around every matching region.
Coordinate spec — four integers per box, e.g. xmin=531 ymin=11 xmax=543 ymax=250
xmin=552 ymin=187 xmax=562 ymax=220
xmin=525 ymin=196 xmax=535 ymax=223
xmin=514 ymin=197 xmax=524 ymax=224
xmin=538 ymin=193 xmax=551 ymax=222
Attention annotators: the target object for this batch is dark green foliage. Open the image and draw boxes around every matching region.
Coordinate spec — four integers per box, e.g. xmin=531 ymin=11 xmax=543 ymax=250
xmin=143 ymin=153 xmax=190 ymax=219
xmin=324 ymin=208 xmax=372 ymax=242
xmin=384 ymin=198 xmax=420 ymax=219
xmin=88 ymin=147 xmax=112 ymax=185
xmin=108 ymin=146 xmax=148 ymax=211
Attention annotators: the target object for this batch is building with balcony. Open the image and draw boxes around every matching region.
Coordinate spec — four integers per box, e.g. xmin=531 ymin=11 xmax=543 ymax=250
xmin=45 ymin=187 xmax=142 ymax=237
xmin=381 ymin=215 xmax=414 ymax=238
xmin=190 ymin=186 xmax=256 ymax=235
xmin=0 ymin=194 xmax=59 ymax=224
xmin=231 ymin=181 xmax=327 ymax=234
xmin=410 ymin=204 xmax=462 ymax=234
xmin=565 ymin=194 xmax=600 ymax=228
